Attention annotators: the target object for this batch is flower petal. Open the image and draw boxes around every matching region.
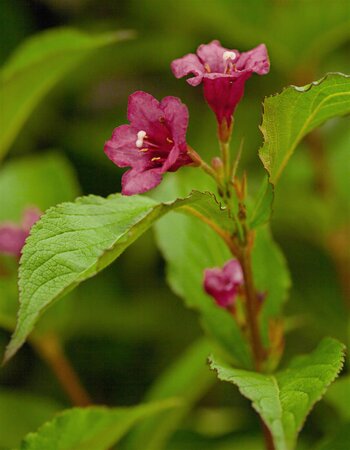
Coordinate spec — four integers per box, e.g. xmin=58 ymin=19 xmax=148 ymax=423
xmin=236 ymin=44 xmax=270 ymax=75
xmin=127 ymin=91 xmax=163 ymax=129
xmin=171 ymin=53 xmax=204 ymax=86
xmin=104 ymin=124 xmax=146 ymax=169
xmin=203 ymin=74 xmax=250 ymax=125
xmin=196 ymin=40 xmax=232 ymax=73
xmin=127 ymin=91 xmax=171 ymax=144
xmin=204 ymin=267 xmax=237 ymax=308
xmin=223 ymin=259 xmax=244 ymax=285
xmin=0 ymin=225 xmax=27 ymax=257
xmin=121 ymin=168 xmax=163 ymax=196
xmin=203 ymin=259 xmax=243 ymax=308
xmin=160 ymin=96 xmax=189 ymax=143
xmin=161 ymin=144 xmax=180 ymax=172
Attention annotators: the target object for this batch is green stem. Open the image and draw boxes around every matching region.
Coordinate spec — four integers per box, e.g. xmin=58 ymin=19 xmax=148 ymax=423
xmin=230 ymin=138 xmax=244 ymax=182
xmin=219 ymin=140 xmax=231 ymax=182
xmin=187 ymin=145 xmax=223 ymax=188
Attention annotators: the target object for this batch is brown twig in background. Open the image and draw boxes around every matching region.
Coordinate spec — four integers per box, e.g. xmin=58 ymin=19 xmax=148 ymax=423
xmin=33 ymin=334 xmax=92 ymax=407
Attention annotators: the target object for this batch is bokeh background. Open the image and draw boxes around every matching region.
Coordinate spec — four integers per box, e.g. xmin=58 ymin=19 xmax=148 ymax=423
xmin=0 ymin=1 xmax=349 ymax=449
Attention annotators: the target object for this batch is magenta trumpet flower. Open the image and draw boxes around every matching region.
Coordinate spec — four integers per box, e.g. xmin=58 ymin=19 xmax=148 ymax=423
xmin=104 ymin=91 xmax=192 ymax=195
xmin=171 ymin=40 xmax=270 ymax=138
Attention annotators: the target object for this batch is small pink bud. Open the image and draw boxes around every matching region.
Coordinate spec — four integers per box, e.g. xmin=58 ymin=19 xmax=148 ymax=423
xmin=211 ymin=156 xmax=224 ymax=172
xmin=203 ymin=259 xmax=244 ymax=308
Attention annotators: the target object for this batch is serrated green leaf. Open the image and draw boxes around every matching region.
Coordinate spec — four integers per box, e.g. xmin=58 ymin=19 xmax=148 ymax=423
xmin=210 ymin=337 xmax=345 ymax=450
xmin=0 ymin=152 xmax=80 ymax=334
xmin=259 ymin=73 xmax=350 ymax=185
xmin=18 ymin=400 xmax=179 ymax=450
xmin=4 ymin=190 xmax=230 ymax=362
xmin=126 ymin=338 xmax=215 ymax=450
xmin=0 ymin=27 xmax=133 ymax=159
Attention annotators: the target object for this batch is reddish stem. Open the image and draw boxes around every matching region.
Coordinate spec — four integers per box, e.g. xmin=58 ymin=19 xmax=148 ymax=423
xmin=33 ymin=334 xmax=92 ymax=407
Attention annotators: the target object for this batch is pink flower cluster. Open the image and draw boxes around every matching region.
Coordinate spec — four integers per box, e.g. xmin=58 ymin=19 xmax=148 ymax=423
xmin=104 ymin=40 xmax=269 ymax=195
xmin=104 ymin=40 xmax=269 ymax=309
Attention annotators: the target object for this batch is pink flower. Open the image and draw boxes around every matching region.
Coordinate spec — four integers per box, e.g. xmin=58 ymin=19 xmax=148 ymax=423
xmin=171 ymin=41 xmax=269 ymax=136
xmin=0 ymin=207 xmax=41 ymax=258
xmin=204 ymin=259 xmax=244 ymax=308
xmin=104 ymin=91 xmax=192 ymax=195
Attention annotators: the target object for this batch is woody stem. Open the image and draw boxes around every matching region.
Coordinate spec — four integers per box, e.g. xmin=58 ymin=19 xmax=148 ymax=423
xmin=33 ymin=334 xmax=92 ymax=407
xmin=237 ymin=238 xmax=275 ymax=450
xmin=228 ymin=199 xmax=273 ymax=448
xmin=238 ymin=242 xmax=265 ymax=370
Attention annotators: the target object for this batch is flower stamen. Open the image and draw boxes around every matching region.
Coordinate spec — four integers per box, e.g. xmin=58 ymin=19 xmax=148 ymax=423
xmin=166 ymin=137 xmax=174 ymax=144
xmin=223 ymin=51 xmax=236 ymax=62
xmin=223 ymin=51 xmax=237 ymax=74
xmin=151 ymin=157 xmax=161 ymax=162
xmin=204 ymin=63 xmax=211 ymax=73
xmin=136 ymin=130 xmax=147 ymax=148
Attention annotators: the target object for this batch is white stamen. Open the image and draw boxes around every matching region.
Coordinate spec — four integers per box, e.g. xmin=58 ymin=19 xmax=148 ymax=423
xmin=223 ymin=51 xmax=236 ymax=61
xmin=136 ymin=130 xmax=147 ymax=148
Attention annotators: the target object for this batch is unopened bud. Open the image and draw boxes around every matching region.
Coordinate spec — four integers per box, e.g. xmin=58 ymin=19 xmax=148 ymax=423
xmin=211 ymin=157 xmax=223 ymax=172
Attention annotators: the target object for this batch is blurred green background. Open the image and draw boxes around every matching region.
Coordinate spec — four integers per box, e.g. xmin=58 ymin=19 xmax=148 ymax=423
xmin=0 ymin=0 xmax=349 ymax=449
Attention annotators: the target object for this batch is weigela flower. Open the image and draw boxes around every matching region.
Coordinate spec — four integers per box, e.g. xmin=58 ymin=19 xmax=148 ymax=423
xmin=0 ymin=207 xmax=41 ymax=258
xmin=104 ymin=91 xmax=192 ymax=195
xmin=171 ymin=41 xmax=269 ymax=137
xmin=204 ymin=259 xmax=244 ymax=308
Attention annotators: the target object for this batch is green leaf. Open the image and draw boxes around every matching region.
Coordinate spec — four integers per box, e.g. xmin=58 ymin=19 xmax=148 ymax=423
xmin=154 ymin=174 xmax=251 ymax=368
xmin=154 ymin=172 xmax=289 ymax=368
xmin=0 ymin=389 xmax=61 ymax=448
xmin=248 ymin=176 xmax=274 ymax=229
xmin=156 ymin=208 xmax=253 ymax=368
xmin=0 ymin=152 xmax=80 ymax=222
xmin=259 ymin=73 xmax=350 ymax=185
xmin=0 ymin=27 xmax=133 ymax=159
xmin=0 ymin=152 xmax=80 ymax=333
xmin=210 ymin=338 xmax=345 ymax=450
xmin=252 ymin=226 xmax=291 ymax=348
xmin=18 ymin=400 xmax=179 ymax=450
xmin=4 ymin=190 xmax=230 ymax=362
xmin=126 ymin=338 xmax=215 ymax=450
